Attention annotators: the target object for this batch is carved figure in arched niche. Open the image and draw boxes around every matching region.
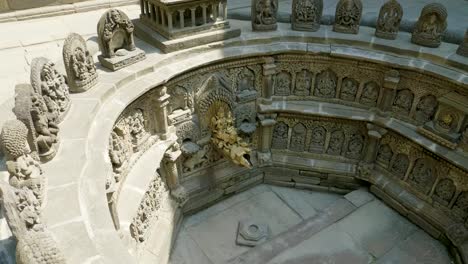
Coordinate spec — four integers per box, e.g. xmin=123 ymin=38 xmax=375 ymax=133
xmin=453 ymin=192 xmax=468 ymax=221
xmin=292 ymin=0 xmax=323 ymax=32
xmin=31 ymin=94 xmax=59 ymax=157
xmin=294 ymin=70 xmax=312 ymax=96
xmin=236 ymin=68 xmax=257 ymax=102
xmin=375 ymin=0 xmax=403 ymax=40
xmin=433 ymin=178 xmax=456 ymax=206
xmin=309 ymin=125 xmax=326 ymax=153
xmin=411 ymin=3 xmax=447 ymax=48
xmin=314 ymin=69 xmax=337 ymax=98
xmin=346 ymin=133 xmax=364 ymax=159
xmin=360 ymin=81 xmax=380 ymax=106
xmin=393 ymin=89 xmax=414 ymax=114
xmin=415 ymin=95 xmax=437 ymax=124
xmin=169 ymin=86 xmax=192 ymax=114
xmin=340 ymin=78 xmax=358 ymax=101
xmin=125 ymin=109 xmax=150 ymax=151
xmin=108 ymin=130 xmax=131 ymax=175
xmin=274 ymin=71 xmax=292 ymax=96
xmin=409 ymin=158 xmax=435 ymax=194
xmin=272 ymin=121 xmax=288 ymax=149
xmin=333 ymin=0 xmax=363 ymax=34
xmin=98 ymin=9 xmax=136 ymax=58
xmin=327 ymin=129 xmax=344 ymax=155
xmin=290 ymin=123 xmax=307 ymax=152
xmin=377 ymin=144 xmax=393 ymax=166
xmin=252 ymin=0 xmax=278 ymax=31
xmin=390 ymin=153 xmax=409 ymax=179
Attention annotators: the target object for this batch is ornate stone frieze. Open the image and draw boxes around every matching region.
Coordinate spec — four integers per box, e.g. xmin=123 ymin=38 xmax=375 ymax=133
xmin=411 ymin=3 xmax=448 ymax=48
xmin=375 ymin=0 xmax=403 ymax=40
xmin=236 ymin=68 xmax=258 ymax=102
xmin=333 ymin=0 xmax=363 ymax=34
xmin=62 ymin=33 xmax=98 ymax=93
xmin=291 ymin=0 xmax=323 ymax=32
xmin=457 ymin=29 xmax=468 ymax=57
xmin=0 ymin=120 xmax=45 ymax=205
xmin=97 ymin=9 xmax=146 ymax=71
xmin=14 ymin=84 xmax=60 ymax=162
xmin=30 ymin=57 xmax=71 ymax=123
xmin=0 ymin=183 xmax=66 ymax=264
xmin=252 ymin=0 xmax=278 ymax=31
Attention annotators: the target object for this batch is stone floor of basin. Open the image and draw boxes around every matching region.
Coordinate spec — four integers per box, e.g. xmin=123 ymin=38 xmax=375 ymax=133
xmin=169 ymin=184 xmax=453 ymax=264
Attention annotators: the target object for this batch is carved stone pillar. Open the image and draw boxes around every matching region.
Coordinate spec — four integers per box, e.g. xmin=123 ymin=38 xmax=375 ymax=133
xmin=155 ymin=86 xmax=170 ymax=140
xmin=257 ymin=113 xmax=277 ymax=166
xmin=190 ymin=7 xmax=196 ymax=26
xmin=202 ymin=4 xmax=207 ymax=24
xmin=179 ymin=10 xmax=185 ymax=28
xmin=379 ymin=69 xmax=400 ymax=114
xmin=262 ymin=57 xmax=277 ymax=105
xmin=162 ymin=143 xmax=188 ymax=207
xmin=212 ymin=3 xmax=218 ymax=21
xmin=167 ymin=11 xmax=173 ymax=30
xmin=364 ymin=124 xmax=387 ymax=164
xmin=223 ymin=1 xmax=228 ymax=20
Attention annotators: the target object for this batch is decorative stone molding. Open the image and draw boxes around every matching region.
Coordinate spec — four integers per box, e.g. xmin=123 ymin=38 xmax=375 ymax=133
xmin=13 ymin=84 xmax=60 ymax=163
xmin=62 ymin=33 xmax=98 ymax=93
xmin=291 ymin=0 xmax=323 ymax=32
xmin=252 ymin=0 xmax=278 ymax=31
xmin=0 ymin=120 xmax=45 ymax=206
xmin=411 ymin=3 xmax=447 ymax=48
xmin=0 ymin=182 xmax=66 ymax=264
xmin=30 ymin=57 xmax=71 ymax=123
xmin=457 ymin=29 xmax=468 ymax=57
xmin=375 ymin=0 xmax=403 ymax=40
xmin=97 ymin=8 xmax=146 ymax=71
xmin=333 ymin=0 xmax=362 ymax=34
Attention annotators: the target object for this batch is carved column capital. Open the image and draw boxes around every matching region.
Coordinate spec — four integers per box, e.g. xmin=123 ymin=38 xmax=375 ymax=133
xmin=258 ymin=113 xmax=278 ymax=127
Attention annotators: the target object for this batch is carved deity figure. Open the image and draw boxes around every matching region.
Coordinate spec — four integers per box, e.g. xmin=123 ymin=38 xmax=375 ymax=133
xmin=275 ymin=72 xmax=292 ymax=96
xmin=32 ymin=59 xmax=71 ymax=122
xmin=375 ymin=0 xmax=403 ymax=40
xmin=346 ymin=134 xmax=364 ymax=159
xmin=238 ymin=68 xmax=256 ymax=92
xmin=210 ymin=108 xmax=252 ymax=168
xmin=360 ymin=82 xmax=379 ymax=106
xmin=415 ymin=95 xmax=437 ymax=123
xmin=1 ymin=120 xmax=44 ymax=204
xmin=292 ymin=0 xmax=323 ymax=32
xmin=393 ymin=89 xmax=414 ymax=113
xmin=454 ymin=192 xmax=468 ymax=220
xmin=433 ymin=178 xmax=456 ymax=205
xmin=411 ymin=3 xmax=447 ymax=48
xmin=333 ymin=0 xmax=363 ymax=34
xmin=377 ymin=144 xmax=393 ymax=165
xmin=309 ymin=126 xmax=326 ymax=153
xmin=63 ymin=33 xmax=98 ymax=93
xmin=327 ymin=130 xmax=344 ymax=155
xmin=340 ymin=78 xmax=358 ymax=101
xmin=457 ymin=30 xmax=468 ymax=57
xmin=0 ymin=183 xmax=66 ymax=264
xmin=290 ymin=123 xmax=307 ymax=152
xmin=409 ymin=159 xmax=435 ymax=194
xmin=169 ymin=86 xmax=192 ymax=114
xmin=315 ymin=70 xmax=337 ymax=98
xmin=31 ymin=94 xmax=59 ymax=157
xmin=252 ymin=0 xmax=278 ymax=31
xmin=390 ymin=153 xmax=409 ymax=179
xmin=98 ymin=9 xmax=136 ymax=58
xmin=126 ymin=109 xmax=149 ymax=151
xmin=272 ymin=122 xmax=289 ymax=149
xmin=294 ymin=70 xmax=312 ymax=96
xmin=109 ymin=131 xmax=131 ymax=175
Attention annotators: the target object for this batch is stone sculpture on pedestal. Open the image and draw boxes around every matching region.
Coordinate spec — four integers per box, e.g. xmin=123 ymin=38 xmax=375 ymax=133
xmin=63 ymin=33 xmax=98 ymax=93
xmin=375 ymin=0 xmax=403 ymax=40
xmin=31 ymin=57 xmax=70 ymax=123
xmin=0 ymin=120 xmax=45 ymax=205
xmin=0 ymin=182 xmax=66 ymax=264
xmin=252 ymin=0 xmax=278 ymax=31
xmin=411 ymin=3 xmax=447 ymax=48
xmin=457 ymin=29 xmax=468 ymax=57
xmin=333 ymin=0 xmax=362 ymax=34
xmin=14 ymin=84 xmax=60 ymax=162
xmin=291 ymin=0 xmax=323 ymax=32
xmin=97 ymin=8 xmax=146 ymax=71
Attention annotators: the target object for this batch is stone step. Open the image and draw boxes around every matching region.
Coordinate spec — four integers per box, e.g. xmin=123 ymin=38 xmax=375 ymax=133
xmin=227 ymin=188 xmax=375 ymax=264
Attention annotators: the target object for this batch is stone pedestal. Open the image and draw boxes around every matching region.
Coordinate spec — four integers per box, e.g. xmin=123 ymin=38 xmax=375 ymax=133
xmin=418 ymin=92 xmax=468 ymax=149
xmin=98 ymin=48 xmax=146 ymax=71
xmin=135 ymin=0 xmax=240 ymax=53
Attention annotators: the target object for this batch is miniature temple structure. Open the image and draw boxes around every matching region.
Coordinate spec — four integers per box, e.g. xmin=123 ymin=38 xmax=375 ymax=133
xmin=134 ymin=0 xmax=240 ymax=53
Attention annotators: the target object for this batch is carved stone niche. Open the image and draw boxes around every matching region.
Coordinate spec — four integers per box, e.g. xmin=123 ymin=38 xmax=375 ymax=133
xmin=309 ymin=125 xmax=326 ymax=153
xmin=108 ymin=128 xmax=132 ymax=177
xmin=314 ymin=69 xmax=337 ymax=98
xmin=411 ymin=3 xmax=447 ymax=48
xmin=236 ymin=68 xmax=258 ymax=103
xmin=333 ymin=0 xmax=363 ymax=34
xmin=97 ymin=8 xmax=146 ymax=71
xmin=274 ymin=71 xmax=292 ymax=96
xmin=14 ymin=84 xmax=60 ymax=163
xmin=340 ymin=77 xmax=358 ymax=101
xmin=168 ymin=85 xmax=193 ymax=126
xmin=63 ymin=33 xmax=98 ymax=93
xmin=457 ymin=29 xmax=468 ymax=57
xmin=252 ymin=0 xmax=278 ymax=31
xmin=122 ymin=108 xmax=151 ymax=152
xmin=234 ymin=104 xmax=257 ymax=136
xmin=271 ymin=121 xmax=288 ymax=149
xmin=294 ymin=69 xmax=312 ymax=96
xmin=360 ymin=81 xmax=380 ymax=107
xmin=0 ymin=120 xmax=45 ymax=206
xmin=30 ymin=57 xmax=71 ymax=123
xmin=418 ymin=92 xmax=468 ymax=149
xmin=375 ymin=0 xmax=403 ymax=40
xmin=289 ymin=123 xmax=307 ymax=152
xmin=376 ymin=144 xmax=393 ymax=168
xmin=291 ymin=0 xmax=323 ymax=32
